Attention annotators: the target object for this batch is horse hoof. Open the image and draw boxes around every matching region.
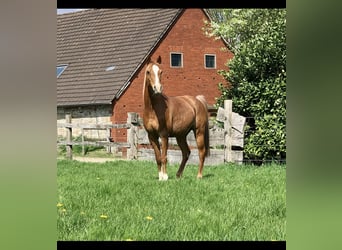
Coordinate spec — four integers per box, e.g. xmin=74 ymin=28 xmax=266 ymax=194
xmin=158 ymin=172 xmax=168 ymax=181
xmin=197 ymin=175 xmax=203 ymax=179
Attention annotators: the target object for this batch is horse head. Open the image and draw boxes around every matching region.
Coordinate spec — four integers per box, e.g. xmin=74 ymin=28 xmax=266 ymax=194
xmin=145 ymin=56 xmax=163 ymax=95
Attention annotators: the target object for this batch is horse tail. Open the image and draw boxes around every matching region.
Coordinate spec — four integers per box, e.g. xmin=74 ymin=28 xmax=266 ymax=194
xmin=196 ymin=95 xmax=210 ymax=157
xmin=204 ymin=116 xmax=210 ymax=157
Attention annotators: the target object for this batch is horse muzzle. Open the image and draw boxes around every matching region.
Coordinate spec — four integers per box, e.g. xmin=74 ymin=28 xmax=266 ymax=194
xmin=153 ymin=85 xmax=163 ymax=94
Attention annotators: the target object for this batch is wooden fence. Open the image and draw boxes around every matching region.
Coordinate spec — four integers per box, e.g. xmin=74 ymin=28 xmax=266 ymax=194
xmin=57 ymin=100 xmax=246 ymax=165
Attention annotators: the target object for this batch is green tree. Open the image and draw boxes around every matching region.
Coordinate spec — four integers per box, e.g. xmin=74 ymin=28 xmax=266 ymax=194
xmin=205 ymin=9 xmax=286 ymax=164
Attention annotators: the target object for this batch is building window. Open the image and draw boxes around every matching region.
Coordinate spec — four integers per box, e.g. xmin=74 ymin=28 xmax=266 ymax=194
xmin=205 ymin=54 xmax=216 ymax=69
xmin=170 ymin=53 xmax=183 ymax=67
xmin=57 ymin=65 xmax=68 ymax=78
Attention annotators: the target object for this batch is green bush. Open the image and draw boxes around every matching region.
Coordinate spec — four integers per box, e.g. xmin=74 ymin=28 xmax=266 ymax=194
xmin=205 ymin=9 xmax=286 ymax=163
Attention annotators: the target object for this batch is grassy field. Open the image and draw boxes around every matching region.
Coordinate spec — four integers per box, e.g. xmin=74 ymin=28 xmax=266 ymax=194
xmin=57 ymin=159 xmax=286 ymax=241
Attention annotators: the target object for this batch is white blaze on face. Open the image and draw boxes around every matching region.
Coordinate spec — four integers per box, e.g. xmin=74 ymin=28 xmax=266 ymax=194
xmin=152 ymin=64 xmax=162 ymax=93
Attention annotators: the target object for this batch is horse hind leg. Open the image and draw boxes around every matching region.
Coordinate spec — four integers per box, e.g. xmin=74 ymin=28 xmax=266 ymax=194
xmin=195 ymin=130 xmax=207 ymax=179
xmin=176 ymin=136 xmax=190 ymax=178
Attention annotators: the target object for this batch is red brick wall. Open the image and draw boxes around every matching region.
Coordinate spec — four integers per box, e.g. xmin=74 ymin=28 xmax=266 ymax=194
xmin=111 ymin=9 xmax=233 ymax=142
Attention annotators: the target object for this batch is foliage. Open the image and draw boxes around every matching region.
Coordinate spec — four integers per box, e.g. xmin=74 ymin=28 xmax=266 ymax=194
xmin=57 ymin=159 xmax=286 ymax=240
xmin=205 ymin=9 xmax=286 ymax=163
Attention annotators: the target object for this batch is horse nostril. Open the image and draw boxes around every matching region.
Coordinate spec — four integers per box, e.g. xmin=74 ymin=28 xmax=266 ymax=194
xmin=153 ymin=85 xmax=162 ymax=94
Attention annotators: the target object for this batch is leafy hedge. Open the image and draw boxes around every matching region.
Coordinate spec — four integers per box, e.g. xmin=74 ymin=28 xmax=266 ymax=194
xmin=206 ymin=9 xmax=286 ymax=163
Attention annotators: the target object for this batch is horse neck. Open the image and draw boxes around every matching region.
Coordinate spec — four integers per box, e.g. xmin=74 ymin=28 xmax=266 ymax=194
xmin=143 ymin=78 xmax=153 ymax=110
xmin=143 ymin=78 xmax=167 ymax=112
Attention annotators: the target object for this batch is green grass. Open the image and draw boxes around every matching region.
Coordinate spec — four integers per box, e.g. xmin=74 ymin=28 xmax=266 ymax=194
xmin=57 ymin=159 xmax=286 ymax=241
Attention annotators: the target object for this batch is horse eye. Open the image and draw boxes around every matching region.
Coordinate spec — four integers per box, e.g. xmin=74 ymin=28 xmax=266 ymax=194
xmin=146 ymin=71 xmax=150 ymax=75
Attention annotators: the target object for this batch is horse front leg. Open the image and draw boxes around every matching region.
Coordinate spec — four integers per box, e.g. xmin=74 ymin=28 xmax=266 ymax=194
xmin=160 ymin=136 xmax=169 ymax=181
xmin=148 ymin=134 xmax=162 ymax=180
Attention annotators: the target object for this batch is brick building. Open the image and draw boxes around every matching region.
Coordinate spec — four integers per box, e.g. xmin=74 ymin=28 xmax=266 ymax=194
xmin=57 ymin=8 xmax=233 ymax=142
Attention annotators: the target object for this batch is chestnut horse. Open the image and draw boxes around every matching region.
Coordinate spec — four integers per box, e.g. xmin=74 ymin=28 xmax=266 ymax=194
xmin=142 ymin=56 xmax=210 ymax=181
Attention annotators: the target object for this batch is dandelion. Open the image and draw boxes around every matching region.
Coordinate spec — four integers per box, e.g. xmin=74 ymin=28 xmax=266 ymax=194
xmin=100 ymin=214 xmax=108 ymax=219
xmin=80 ymin=211 xmax=86 ymax=215
xmin=96 ymin=177 xmax=101 ymax=180
xmin=60 ymin=208 xmax=67 ymax=213
xmin=146 ymin=216 xmax=153 ymax=220
xmin=57 ymin=202 xmax=63 ymax=207
xmin=125 ymin=238 xmax=134 ymax=241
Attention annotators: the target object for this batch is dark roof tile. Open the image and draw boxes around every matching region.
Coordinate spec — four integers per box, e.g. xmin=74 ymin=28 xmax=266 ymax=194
xmin=57 ymin=8 xmax=182 ymax=106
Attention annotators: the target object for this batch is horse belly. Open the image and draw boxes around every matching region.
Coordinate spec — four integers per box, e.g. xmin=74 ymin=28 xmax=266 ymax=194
xmin=168 ymin=116 xmax=194 ymax=136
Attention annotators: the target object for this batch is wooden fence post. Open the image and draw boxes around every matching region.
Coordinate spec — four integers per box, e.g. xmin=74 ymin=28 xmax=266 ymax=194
xmin=81 ymin=128 xmax=85 ymax=156
xmin=224 ymin=100 xmax=232 ymax=163
xmin=106 ymin=128 xmax=111 ymax=154
xmin=127 ymin=112 xmax=138 ymax=160
xmin=65 ymin=114 xmax=73 ymax=160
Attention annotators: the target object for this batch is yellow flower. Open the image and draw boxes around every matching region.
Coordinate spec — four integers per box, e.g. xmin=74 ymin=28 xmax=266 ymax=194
xmin=100 ymin=214 xmax=108 ymax=219
xmin=146 ymin=216 xmax=153 ymax=220
xmin=60 ymin=208 xmax=66 ymax=213
xmin=57 ymin=202 xmax=63 ymax=207
xmin=80 ymin=211 xmax=86 ymax=215
xmin=125 ymin=238 xmax=134 ymax=241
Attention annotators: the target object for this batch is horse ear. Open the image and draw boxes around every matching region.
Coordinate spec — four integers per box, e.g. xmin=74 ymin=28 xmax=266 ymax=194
xmin=156 ymin=55 xmax=162 ymax=64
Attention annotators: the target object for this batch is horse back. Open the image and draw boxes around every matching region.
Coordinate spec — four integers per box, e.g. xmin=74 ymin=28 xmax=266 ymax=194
xmin=167 ymin=95 xmax=208 ymax=131
xmin=174 ymin=95 xmax=208 ymax=118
